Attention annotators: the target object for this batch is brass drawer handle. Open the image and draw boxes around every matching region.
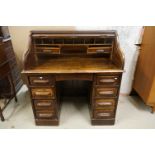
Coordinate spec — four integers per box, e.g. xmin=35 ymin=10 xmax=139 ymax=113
xmin=33 ymin=79 xmax=49 ymax=83
xmin=97 ymin=112 xmax=111 ymax=117
xmin=38 ymin=113 xmax=53 ymax=118
xmin=37 ymin=102 xmax=52 ymax=106
xmin=35 ymin=91 xmax=51 ymax=96
xmin=97 ymin=102 xmax=112 ymax=106
xmin=98 ymin=90 xmax=114 ymax=95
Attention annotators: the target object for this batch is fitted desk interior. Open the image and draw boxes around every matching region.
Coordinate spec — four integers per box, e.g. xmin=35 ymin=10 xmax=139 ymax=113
xmin=22 ymin=31 xmax=124 ymax=126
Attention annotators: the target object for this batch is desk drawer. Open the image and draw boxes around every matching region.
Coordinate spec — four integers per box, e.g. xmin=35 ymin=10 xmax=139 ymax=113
xmin=31 ymin=88 xmax=55 ymax=99
xmin=33 ymin=100 xmax=55 ymax=110
xmin=94 ymin=110 xmax=114 ymax=119
xmin=36 ymin=47 xmax=60 ymax=54
xmin=96 ymin=75 xmax=120 ymax=86
xmin=36 ymin=110 xmax=55 ymax=119
xmin=94 ymin=98 xmax=115 ymax=110
xmin=29 ymin=76 xmax=54 ymax=86
xmin=87 ymin=46 xmax=111 ymax=54
xmin=95 ymin=87 xmax=118 ymax=98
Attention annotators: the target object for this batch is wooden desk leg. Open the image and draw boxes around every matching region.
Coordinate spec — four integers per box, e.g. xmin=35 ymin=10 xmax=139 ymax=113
xmin=0 ymin=107 xmax=4 ymax=121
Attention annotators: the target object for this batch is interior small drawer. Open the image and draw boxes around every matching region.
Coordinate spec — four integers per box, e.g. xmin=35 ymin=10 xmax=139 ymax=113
xmin=87 ymin=46 xmax=112 ymax=54
xmin=95 ymin=87 xmax=118 ymax=98
xmin=29 ymin=76 xmax=54 ymax=86
xmin=94 ymin=110 xmax=114 ymax=119
xmin=35 ymin=110 xmax=55 ymax=119
xmin=37 ymin=47 xmax=60 ymax=54
xmin=96 ymin=75 xmax=120 ymax=86
xmin=94 ymin=98 xmax=115 ymax=110
xmin=33 ymin=100 xmax=55 ymax=110
xmin=31 ymin=88 xmax=55 ymax=99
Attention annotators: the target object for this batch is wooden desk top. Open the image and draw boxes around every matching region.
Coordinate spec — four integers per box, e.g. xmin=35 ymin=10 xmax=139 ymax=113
xmin=22 ymin=57 xmax=123 ymax=74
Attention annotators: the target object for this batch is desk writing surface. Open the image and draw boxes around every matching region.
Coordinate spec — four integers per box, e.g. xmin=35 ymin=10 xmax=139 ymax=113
xmin=22 ymin=57 xmax=123 ymax=74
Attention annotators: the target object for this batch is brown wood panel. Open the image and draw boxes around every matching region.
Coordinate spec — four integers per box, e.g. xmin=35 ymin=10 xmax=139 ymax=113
xmin=35 ymin=110 xmax=56 ymax=119
xmin=22 ymin=57 xmax=122 ymax=74
xmin=133 ymin=27 xmax=155 ymax=111
xmin=87 ymin=46 xmax=112 ymax=54
xmin=96 ymin=75 xmax=120 ymax=86
xmin=56 ymin=73 xmax=93 ymax=81
xmin=94 ymin=98 xmax=115 ymax=110
xmin=94 ymin=86 xmax=118 ymax=98
xmin=94 ymin=109 xmax=114 ymax=119
xmin=29 ymin=75 xmax=54 ymax=86
xmin=33 ymin=100 xmax=55 ymax=110
xmin=31 ymin=87 xmax=55 ymax=99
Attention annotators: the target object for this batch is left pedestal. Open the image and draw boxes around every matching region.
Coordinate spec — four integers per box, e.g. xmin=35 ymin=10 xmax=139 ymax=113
xmin=27 ymin=75 xmax=60 ymax=126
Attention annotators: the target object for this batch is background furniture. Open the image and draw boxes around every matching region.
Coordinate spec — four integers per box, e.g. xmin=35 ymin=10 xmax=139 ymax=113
xmin=132 ymin=26 xmax=155 ymax=112
xmin=0 ymin=26 xmax=23 ymax=121
xmin=22 ymin=30 xmax=124 ymax=126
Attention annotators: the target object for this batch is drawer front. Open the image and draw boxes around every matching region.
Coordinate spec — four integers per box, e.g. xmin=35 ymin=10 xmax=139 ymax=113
xmin=29 ymin=76 xmax=54 ymax=86
xmin=87 ymin=46 xmax=112 ymax=54
xmin=96 ymin=75 xmax=120 ymax=86
xmin=37 ymin=47 xmax=60 ymax=54
xmin=95 ymin=87 xmax=118 ymax=98
xmin=94 ymin=98 xmax=115 ymax=110
xmin=36 ymin=110 xmax=55 ymax=119
xmin=94 ymin=110 xmax=114 ymax=119
xmin=33 ymin=100 xmax=55 ymax=110
xmin=31 ymin=88 xmax=55 ymax=99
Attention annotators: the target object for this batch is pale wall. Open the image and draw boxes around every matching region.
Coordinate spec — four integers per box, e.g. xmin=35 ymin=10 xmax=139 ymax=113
xmin=8 ymin=26 xmax=142 ymax=94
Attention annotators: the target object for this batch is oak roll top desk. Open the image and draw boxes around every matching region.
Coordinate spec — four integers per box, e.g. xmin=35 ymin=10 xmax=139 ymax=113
xmin=22 ymin=30 xmax=125 ymax=126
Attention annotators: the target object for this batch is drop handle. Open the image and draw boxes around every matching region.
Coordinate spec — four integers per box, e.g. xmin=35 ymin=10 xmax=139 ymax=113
xmin=33 ymin=79 xmax=49 ymax=83
xmin=37 ymin=102 xmax=52 ymax=106
xmin=98 ymin=90 xmax=114 ymax=95
xmin=99 ymin=79 xmax=115 ymax=83
xmin=38 ymin=113 xmax=53 ymax=118
xmin=97 ymin=113 xmax=111 ymax=117
xmin=35 ymin=91 xmax=51 ymax=96
xmin=97 ymin=102 xmax=112 ymax=106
